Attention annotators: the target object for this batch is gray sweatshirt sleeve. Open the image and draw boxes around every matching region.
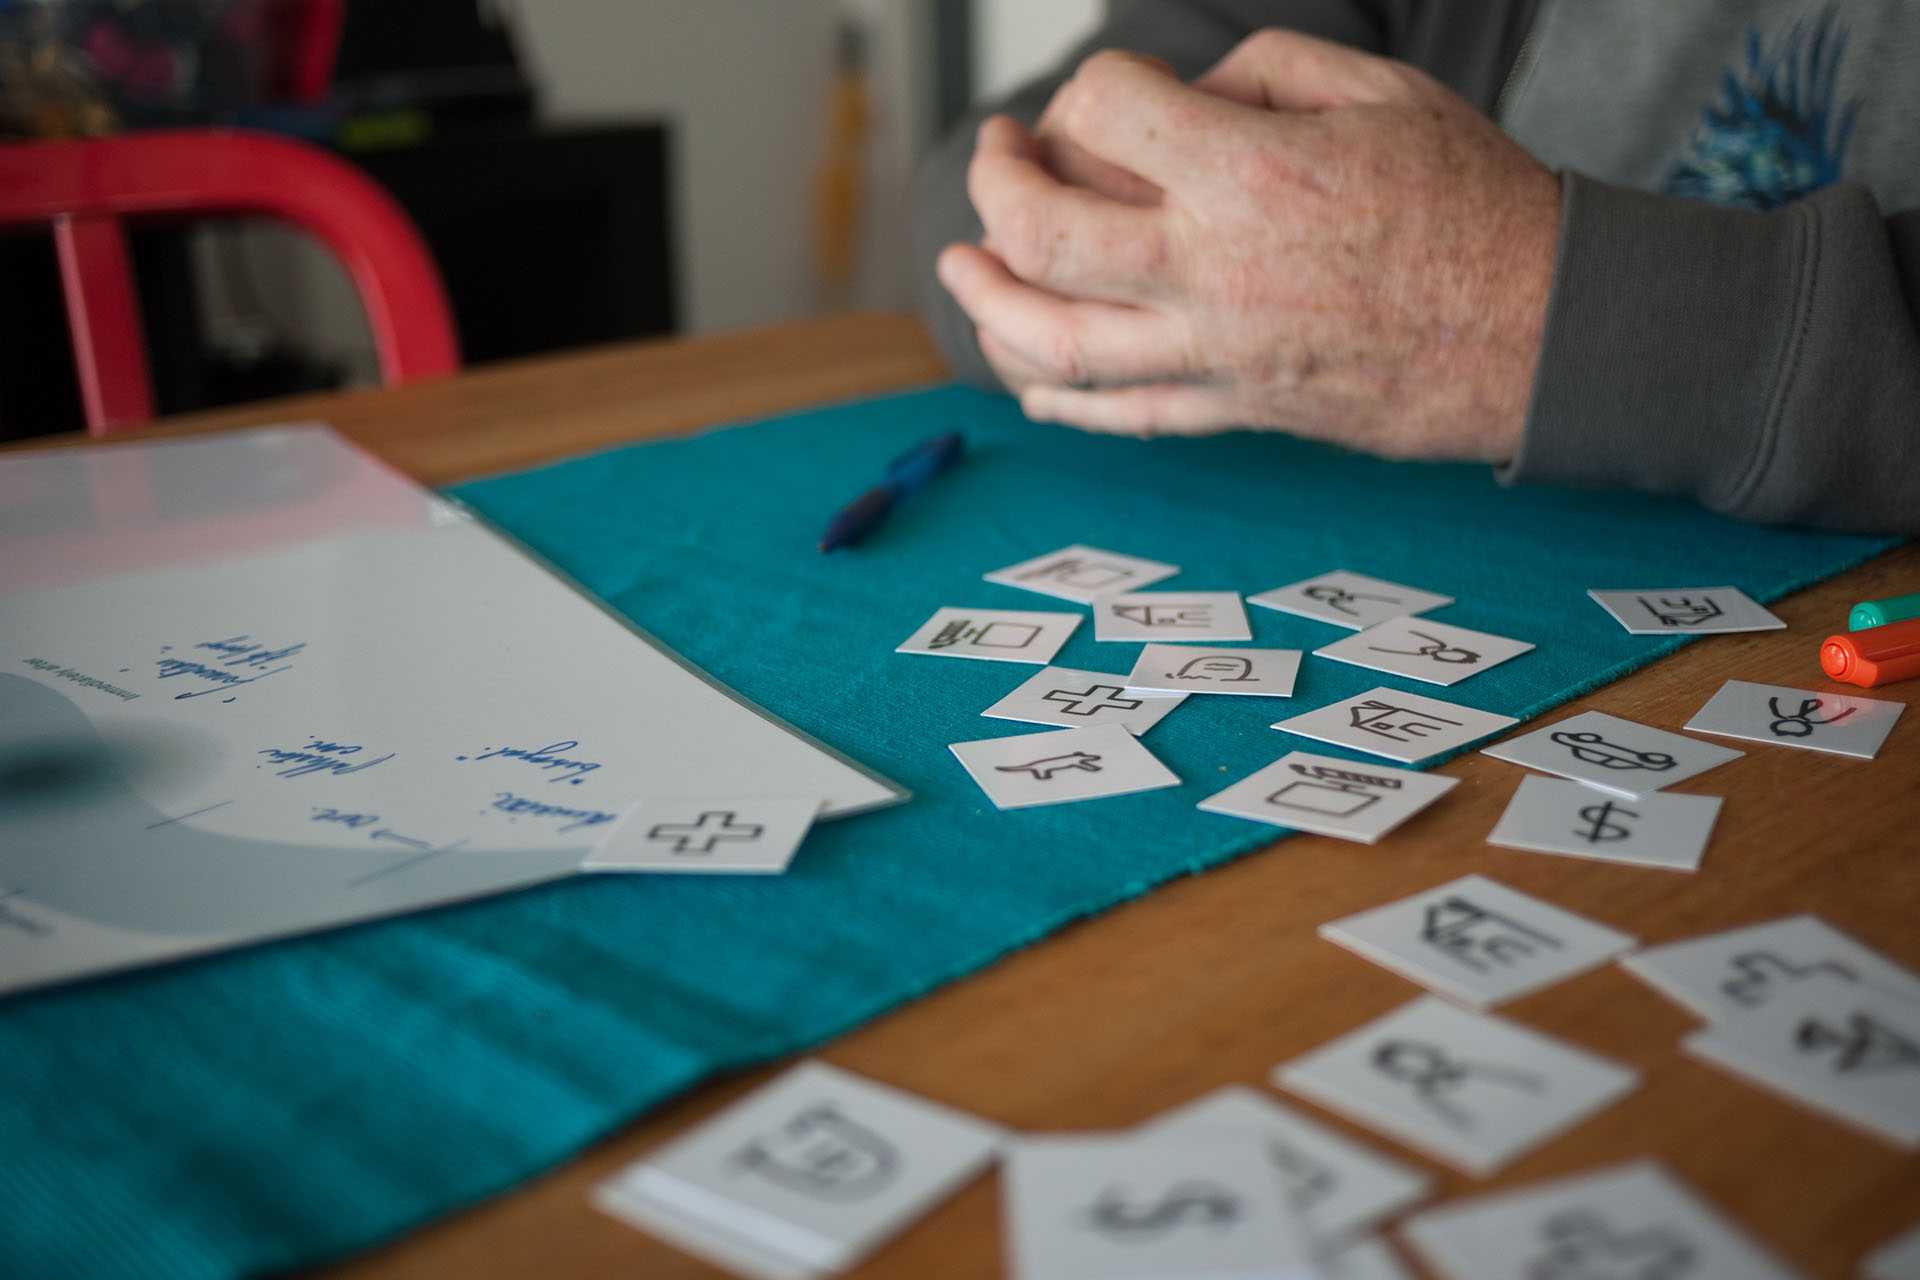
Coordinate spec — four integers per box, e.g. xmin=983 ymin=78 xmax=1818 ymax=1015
xmin=1510 ymin=174 xmax=1920 ymax=534
xmin=910 ymin=0 xmax=1389 ymax=391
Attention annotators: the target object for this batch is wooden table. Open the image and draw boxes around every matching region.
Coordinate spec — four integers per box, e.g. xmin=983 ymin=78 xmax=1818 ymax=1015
xmin=23 ymin=313 xmax=1918 ymax=1279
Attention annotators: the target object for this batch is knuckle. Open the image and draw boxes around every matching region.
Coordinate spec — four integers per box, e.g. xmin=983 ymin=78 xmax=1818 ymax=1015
xmin=1061 ymin=51 xmax=1126 ymax=120
xmin=964 ymin=149 xmax=998 ymax=216
xmin=1223 ymin=144 xmax=1289 ymax=199
xmin=994 ymin=204 xmax=1056 ymax=280
xmin=1378 ymin=58 xmax=1435 ymax=103
xmin=1245 ymin=27 xmax=1291 ymax=60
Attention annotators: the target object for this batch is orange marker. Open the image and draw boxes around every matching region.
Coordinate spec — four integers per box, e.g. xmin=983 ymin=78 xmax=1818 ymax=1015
xmin=1821 ymin=616 xmax=1920 ymax=688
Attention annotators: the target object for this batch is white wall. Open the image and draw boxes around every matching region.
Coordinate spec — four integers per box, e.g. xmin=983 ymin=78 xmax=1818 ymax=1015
xmin=512 ymin=0 xmax=935 ymax=333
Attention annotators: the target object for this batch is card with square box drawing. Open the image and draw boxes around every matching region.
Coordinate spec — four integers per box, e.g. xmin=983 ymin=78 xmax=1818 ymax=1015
xmin=984 ymin=544 xmax=1180 ymax=604
xmin=1199 ymin=751 xmax=1457 ymax=844
xmin=896 ymin=606 xmax=1081 ymax=664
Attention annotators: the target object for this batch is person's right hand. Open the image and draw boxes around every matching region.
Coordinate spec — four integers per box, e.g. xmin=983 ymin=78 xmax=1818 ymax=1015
xmin=938 ymin=32 xmax=1561 ymax=463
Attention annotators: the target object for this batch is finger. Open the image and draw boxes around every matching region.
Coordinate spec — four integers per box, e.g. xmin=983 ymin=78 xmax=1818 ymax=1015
xmin=1019 ymin=381 xmax=1238 ymax=438
xmin=936 ymin=243 xmax=1187 ymax=387
xmin=1047 ymin=50 xmax=1271 ymax=193
xmin=1035 ymin=57 xmax=1169 ymax=206
xmin=968 ymin=115 xmax=1171 ymax=300
xmin=1194 ymin=28 xmax=1420 ymax=111
xmin=1034 ymin=129 xmax=1162 ymax=207
xmin=977 ymin=330 xmax=1053 ymax=394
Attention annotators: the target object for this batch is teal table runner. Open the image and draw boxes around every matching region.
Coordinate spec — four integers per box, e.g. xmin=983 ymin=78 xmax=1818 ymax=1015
xmin=0 ymin=386 xmax=1898 ymax=1279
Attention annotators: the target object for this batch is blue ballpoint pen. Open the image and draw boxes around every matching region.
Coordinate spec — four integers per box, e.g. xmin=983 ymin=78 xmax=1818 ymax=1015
xmin=818 ymin=431 xmax=965 ymax=551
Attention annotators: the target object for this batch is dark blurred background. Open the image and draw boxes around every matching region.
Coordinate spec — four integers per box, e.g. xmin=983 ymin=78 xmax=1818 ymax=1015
xmin=0 ymin=0 xmax=1105 ymax=438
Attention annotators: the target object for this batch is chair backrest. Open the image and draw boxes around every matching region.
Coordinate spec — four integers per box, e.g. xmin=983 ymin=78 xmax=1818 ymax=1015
xmin=0 ymin=128 xmax=460 ymax=435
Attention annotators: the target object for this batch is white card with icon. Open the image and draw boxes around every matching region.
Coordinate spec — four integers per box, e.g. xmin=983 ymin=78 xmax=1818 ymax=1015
xmin=1002 ymin=1131 xmax=1320 ymax=1280
xmin=1685 ymin=679 xmax=1904 ymax=759
xmin=1249 ymin=571 xmax=1454 ymax=630
xmin=1587 ymin=586 xmax=1786 ymax=635
xmin=1325 ymin=1236 xmax=1419 ymax=1280
xmin=1274 ymin=996 xmax=1639 ymax=1175
xmin=1321 ymin=874 xmax=1637 ymax=1008
xmin=1143 ymin=1085 xmax=1432 ymax=1245
xmin=1092 ymin=592 xmax=1253 ymax=643
xmin=950 ymin=724 xmax=1180 ymax=810
xmin=1683 ymin=974 xmax=1920 ymax=1147
xmin=1199 ymin=751 xmax=1457 ymax=844
xmin=1481 ymin=710 xmax=1742 ymax=799
xmin=984 ymin=544 xmax=1180 ymax=604
xmin=593 ymin=1059 xmax=1002 ymax=1280
xmin=1125 ymin=644 xmax=1302 ymax=697
xmin=583 ymin=796 xmax=822 ymax=874
xmin=896 ymin=606 xmax=1082 ymax=664
xmin=1488 ymin=776 xmax=1723 ymax=872
xmin=1314 ymin=617 xmax=1534 ymax=687
xmin=1399 ymin=1159 xmax=1805 ymax=1280
xmin=982 ymin=666 xmax=1186 ymax=736
xmin=1620 ymin=914 xmax=1920 ymax=1024
xmin=1272 ymin=688 xmax=1517 ymax=764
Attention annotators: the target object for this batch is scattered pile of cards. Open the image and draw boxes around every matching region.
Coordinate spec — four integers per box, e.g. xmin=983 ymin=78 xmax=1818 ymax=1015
xmin=1477 ymin=674 xmax=1903 ymax=873
xmin=583 ymin=546 xmax=1916 ymax=1276
xmin=596 ymin=895 xmax=1920 ymax=1277
xmin=595 ymin=1045 xmax=1914 ymax=1279
xmin=910 ymin=545 xmax=1546 ymax=828
xmin=1623 ymin=914 xmax=1920 ymax=1149
xmin=902 ymin=543 xmax=1905 ymax=865
xmin=1314 ymin=875 xmax=1920 ymax=1152
xmin=594 ymin=1056 xmax=1439 ymax=1280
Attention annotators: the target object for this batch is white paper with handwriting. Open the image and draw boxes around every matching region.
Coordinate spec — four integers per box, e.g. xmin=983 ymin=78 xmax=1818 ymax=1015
xmin=0 ymin=425 xmax=903 ymax=996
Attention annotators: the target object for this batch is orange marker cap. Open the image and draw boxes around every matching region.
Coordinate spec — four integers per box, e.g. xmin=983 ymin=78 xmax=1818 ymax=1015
xmin=1821 ymin=616 xmax=1920 ymax=687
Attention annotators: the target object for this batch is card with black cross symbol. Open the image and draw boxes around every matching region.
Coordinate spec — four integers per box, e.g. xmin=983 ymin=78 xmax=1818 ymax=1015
xmin=982 ymin=666 xmax=1187 ymax=736
xmin=583 ymin=796 xmax=825 ymax=874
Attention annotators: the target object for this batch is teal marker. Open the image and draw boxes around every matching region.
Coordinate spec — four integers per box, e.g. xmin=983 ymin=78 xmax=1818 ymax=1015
xmin=1849 ymin=590 xmax=1920 ymax=630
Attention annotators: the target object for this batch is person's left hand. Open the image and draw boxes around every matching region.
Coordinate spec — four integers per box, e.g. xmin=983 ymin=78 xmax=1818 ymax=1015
xmin=936 ymin=30 xmax=1563 ymax=463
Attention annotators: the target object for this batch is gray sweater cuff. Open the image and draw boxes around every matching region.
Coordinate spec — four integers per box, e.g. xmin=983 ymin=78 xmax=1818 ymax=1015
xmin=1507 ymin=172 xmax=1920 ymax=533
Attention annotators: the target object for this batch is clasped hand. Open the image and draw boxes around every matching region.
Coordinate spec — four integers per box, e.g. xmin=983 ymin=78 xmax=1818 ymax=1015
xmin=936 ymin=29 xmax=1563 ymax=463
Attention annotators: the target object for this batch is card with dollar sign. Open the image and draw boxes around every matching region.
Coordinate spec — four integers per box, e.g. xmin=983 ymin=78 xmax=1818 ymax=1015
xmin=1141 ymin=1085 xmax=1433 ymax=1244
xmin=1003 ymin=1131 xmax=1320 ymax=1280
xmin=1487 ymin=776 xmax=1724 ymax=872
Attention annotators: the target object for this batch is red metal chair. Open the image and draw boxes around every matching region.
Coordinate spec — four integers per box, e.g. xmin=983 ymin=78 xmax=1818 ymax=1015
xmin=0 ymin=128 xmax=459 ymax=435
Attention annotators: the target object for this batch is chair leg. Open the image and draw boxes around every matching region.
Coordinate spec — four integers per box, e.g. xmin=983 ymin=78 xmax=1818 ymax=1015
xmin=53 ymin=213 xmax=155 ymax=434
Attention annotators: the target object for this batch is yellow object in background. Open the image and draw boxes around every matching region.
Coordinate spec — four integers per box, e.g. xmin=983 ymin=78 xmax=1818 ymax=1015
xmin=815 ymin=19 xmax=870 ymax=301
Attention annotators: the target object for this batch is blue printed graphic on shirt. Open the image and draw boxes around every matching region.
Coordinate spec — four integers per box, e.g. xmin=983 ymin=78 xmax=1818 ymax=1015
xmin=1663 ymin=7 xmax=1859 ymax=210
